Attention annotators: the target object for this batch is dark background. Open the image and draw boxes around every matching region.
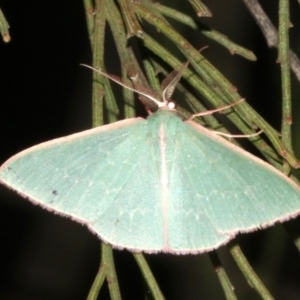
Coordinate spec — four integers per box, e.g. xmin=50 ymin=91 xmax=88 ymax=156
xmin=1 ymin=0 xmax=300 ymax=299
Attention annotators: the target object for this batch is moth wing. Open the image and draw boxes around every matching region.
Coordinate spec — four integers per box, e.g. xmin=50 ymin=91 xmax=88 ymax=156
xmin=167 ymin=120 xmax=300 ymax=253
xmin=0 ymin=118 xmax=164 ymax=252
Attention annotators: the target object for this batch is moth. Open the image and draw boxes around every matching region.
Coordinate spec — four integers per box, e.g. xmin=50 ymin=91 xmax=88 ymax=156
xmin=1 ymin=64 xmax=299 ymax=254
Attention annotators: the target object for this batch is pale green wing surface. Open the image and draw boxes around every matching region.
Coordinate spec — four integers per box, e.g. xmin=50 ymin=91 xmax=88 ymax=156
xmin=1 ymin=109 xmax=300 ymax=254
xmin=0 ymin=118 xmax=165 ymax=252
xmin=167 ymin=118 xmax=300 ymax=253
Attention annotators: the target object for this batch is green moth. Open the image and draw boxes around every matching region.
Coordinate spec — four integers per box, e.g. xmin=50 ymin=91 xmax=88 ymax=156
xmin=0 ymin=66 xmax=300 ymax=254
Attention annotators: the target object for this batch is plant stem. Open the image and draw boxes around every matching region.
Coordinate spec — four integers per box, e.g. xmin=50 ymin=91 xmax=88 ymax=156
xmin=154 ymin=3 xmax=256 ymax=60
xmin=87 ymin=245 xmax=108 ymax=300
xmin=242 ymin=0 xmax=300 ymax=83
xmin=88 ymin=1 xmax=122 ymax=299
xmin=117 ymin=0 xmax=142 ymax=37
xmin=133 ymin=253 xmax=165 ymax=300
xmin=105 ymin=244 xmax=122 ymax=300
xmin=278 ymin=0 xmax=292 ymax=174
xmin=92 ymin=0 xmax=106 ymax=127
xmin=209 ymin=251 xmax=237 ymax=300
xmin=83 ymin=0 xmax=95 ymax=45
xmin=228 ymin=242 xmax=274 ymax=300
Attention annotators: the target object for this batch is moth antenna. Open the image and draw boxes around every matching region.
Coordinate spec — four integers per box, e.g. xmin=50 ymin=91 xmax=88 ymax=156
xmin=81 ymin=64 xmax=166 ymax=108
xmin=161 ymin=61 xmax=190 ymax=103
xmin=161 ymin=46 xmax=209 ymax=103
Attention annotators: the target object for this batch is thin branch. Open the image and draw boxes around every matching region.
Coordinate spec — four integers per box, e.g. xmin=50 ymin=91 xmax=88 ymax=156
xmin=133 ymin=253 xmax=165 ymax=300
xmin=242 ymin=0 xmax=300 ymax=83
xmin=87 ymin=245 xmax=108 ymax=300
xmin=83 ymin=0 xmax=95 ymax=46
xmin=117 ymin=0 xmax=143 ymax=37
xmin=209 ymin=251 xmax=237 ymax=300
xmin=187 ymin=0 xmax=212 ymax=17
xmin=92 ymin=0 xmax=107 ymax=127
xmin=154 ymin=2 xmax=255 ymax=60
xmin=105 ymin=244 xmax=122 ymax=300
xmin=228 ymin=242 xmax=274 ymax=300
xmin=278 ymin=0 xmax=293 ymax=175
xmin=88 ymin=2 xmax=122 ymax=298
xmin=106 ymin=0 xmax=141 ymax=118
